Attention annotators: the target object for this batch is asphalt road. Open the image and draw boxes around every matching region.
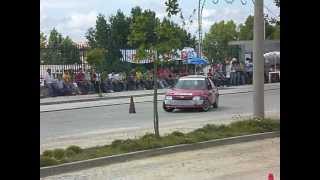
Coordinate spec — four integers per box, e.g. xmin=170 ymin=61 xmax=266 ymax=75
xmin=40 ymin=88 xmax=280 ymax=147
xmin=41 ymin=137 xmax=280 ymax=180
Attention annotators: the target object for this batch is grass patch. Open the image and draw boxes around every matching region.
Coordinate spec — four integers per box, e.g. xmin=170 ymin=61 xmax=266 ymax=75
xmin=40 ymin=118 xmax=279 ymax=167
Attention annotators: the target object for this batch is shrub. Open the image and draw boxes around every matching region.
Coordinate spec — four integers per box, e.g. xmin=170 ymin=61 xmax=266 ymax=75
xmin=65 ymin=149 xmax=76 ymax=157
xmin=66 ymin=145 xmax=82 ymax=154
xmin=53 ymin=149 xmax=65 ymax=160
xmin=171 ymin=131 xmax=185 ymax=137
xmin=111 ymin=139 xmax=125 ymax=148
xmin=118 ymin=139 xmax=142 ymax=152
xmin=42 ymin=150 xmax=54 ymax=157
xmin=40 ymin=156 xmax=59 ymax=167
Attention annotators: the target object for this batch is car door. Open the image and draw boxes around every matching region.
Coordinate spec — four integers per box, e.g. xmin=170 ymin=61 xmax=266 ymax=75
xmin=206 ymin=78 xmax=214 ymax=104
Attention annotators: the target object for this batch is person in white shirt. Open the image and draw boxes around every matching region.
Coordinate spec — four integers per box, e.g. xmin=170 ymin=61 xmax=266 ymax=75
xmin=43 ymin=69 xmax=57 ymax=97
xmin=225 ymin=60 xmax=231 ymax=86
xmin=230 ymin=58 xmax=237 ymax=86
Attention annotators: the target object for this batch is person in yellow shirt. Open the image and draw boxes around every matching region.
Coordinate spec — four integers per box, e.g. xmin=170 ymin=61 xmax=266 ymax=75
xmin=62 ymin=70 xmax=72 ymax=95
xmin=135 ymin=70 xmax=143 ymax=89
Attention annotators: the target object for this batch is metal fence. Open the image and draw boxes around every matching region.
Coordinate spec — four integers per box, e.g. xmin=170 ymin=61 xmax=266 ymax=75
xmin=40 ymin=64 xmax=91 ymax=79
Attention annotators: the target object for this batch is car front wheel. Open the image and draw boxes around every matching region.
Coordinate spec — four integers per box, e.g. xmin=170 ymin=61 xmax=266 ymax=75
xmin=202 ymin=100 xmax=211 ymax=112
xmin=163 ymin=102 xmax=174 ymax=112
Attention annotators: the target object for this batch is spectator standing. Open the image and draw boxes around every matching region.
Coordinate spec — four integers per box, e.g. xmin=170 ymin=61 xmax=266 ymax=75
xmin=63 ymin=70 xmax=72 ymax=95
xmin=239 ymin=62 xmax=246 ymax=85
xmin=234 ymin=61 xmax=241 ymax=86
xmin=75 ymin=68 xmax=87 ymax=94
xmin=56 ymin=74 xmax=65 ymax=96
xmin=245 ymin=58 xmax=253 ymax=84
xmin=90 ymin=69 xmax=99 ymax=93
xmin=44 ymin=68 xmax=57 ymax=97
xmin=135 ymin=70 xmax=143 ymax=89
xmin=225 ymin=59 xmax=231 ymax=86
xmin=230 ymin=58 xmax=236 ymax=86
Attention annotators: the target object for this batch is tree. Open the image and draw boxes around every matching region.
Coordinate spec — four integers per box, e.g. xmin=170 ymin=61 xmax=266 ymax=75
xmin=41 ymin=28 xmax=80 ymax=64
xmin=40 ymin=32 xmax=47 ymax=48
xmin=86 ymin=48 xmax=107 ymax=96
xmin=239 ymin=15 xmax=254 ymax=40
xmin=165 ymin=0 xmax=180 ymax=17
xmin=239 ymin=15 xmax=279 ymax=40
xmin=40 ymin=32 xmax=47 ymax=64
xmin=203 ymin=20 xmax=238 ymax=63
xmin=60 ymin=36 xmax=81 ymax=64
xmin=128 ymin=10 xmax=182 ymax=138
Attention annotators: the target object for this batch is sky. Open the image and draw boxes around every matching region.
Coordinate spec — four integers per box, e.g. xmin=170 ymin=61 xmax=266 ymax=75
xmin=40 ymin=0 xmax=279 ymax=43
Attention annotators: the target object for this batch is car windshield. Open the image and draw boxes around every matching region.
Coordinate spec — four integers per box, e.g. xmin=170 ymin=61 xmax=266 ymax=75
xmin=174 ymin=79 xmax=207 ymax=90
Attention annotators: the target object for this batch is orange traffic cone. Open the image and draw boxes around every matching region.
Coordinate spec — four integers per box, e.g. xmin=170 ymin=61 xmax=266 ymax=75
xmin=129 ymin=96 xmax=136 ymax=114
xmin=268 ymin=173 xmax=274 ymax=180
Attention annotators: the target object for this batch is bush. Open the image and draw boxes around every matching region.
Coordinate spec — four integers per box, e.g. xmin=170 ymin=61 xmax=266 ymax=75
xmin=65 ymin=149 xmax=76 ymax=157
xmin=118 ymin=139 xmax=142 ymax=152
xmin=40 ymin=156 xmax=59 ymax=167
xmin=53 ymin=149 xmax=65 ymax=160
xmin=171 ymin=131 xmax=185 ymax=137
xmin=66 ymin=145 xmax=82 ymax=154
xmin=111 ymin=139 xmax=125 ymax=148
xmin=42 ymin=150 xmax=54 ymax=157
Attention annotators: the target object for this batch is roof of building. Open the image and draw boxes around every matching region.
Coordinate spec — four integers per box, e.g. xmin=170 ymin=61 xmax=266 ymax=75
xmin=228 ymin=40 xmax=280 ymax=46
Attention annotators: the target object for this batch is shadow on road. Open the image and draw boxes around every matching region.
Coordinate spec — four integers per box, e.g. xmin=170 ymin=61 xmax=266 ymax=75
xmin=164 ymin=106 xmax=229 ymax=113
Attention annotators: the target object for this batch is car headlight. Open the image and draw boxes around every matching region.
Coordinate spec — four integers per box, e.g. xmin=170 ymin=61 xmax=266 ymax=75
xmin=192 ymin=96 xmax=202 ymax=101
xmin=165 ymin=96 xmax=173 ymax=100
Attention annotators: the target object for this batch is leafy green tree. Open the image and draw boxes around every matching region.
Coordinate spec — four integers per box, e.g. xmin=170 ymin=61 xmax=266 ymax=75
xmin=165 ymin=0 xmax=180 ymax=17
xmin=203 ymin=20 xmax=238 ymax=63
xmin=239 ymin=15 xmax=254 ymax=40
xmin=128 ymin=10 xmax=182 ymax=137
xmin=239 ymin=15 xmax=279 ymax=40
xmin=60 ymin=36 xmax=81 ymax=64
xmin=86 ymin=48 xmax=107 ymax=96
xmin=40 ymin=32 xmax=47 ymax=64
xmin=40 ymin=32 xmax=47 ymax=48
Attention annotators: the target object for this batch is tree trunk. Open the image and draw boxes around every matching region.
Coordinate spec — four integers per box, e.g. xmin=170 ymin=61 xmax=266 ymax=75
xmin=153 ymin=53 xmax=160 ymax=138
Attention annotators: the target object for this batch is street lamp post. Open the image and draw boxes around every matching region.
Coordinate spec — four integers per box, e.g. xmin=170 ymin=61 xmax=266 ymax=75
xmin=253 ymin=0 xmax=264 ymax=118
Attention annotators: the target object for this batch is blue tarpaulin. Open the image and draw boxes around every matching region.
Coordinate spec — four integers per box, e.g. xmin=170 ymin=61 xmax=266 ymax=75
xmin=186 ymin=57 xmax=209 ymax=65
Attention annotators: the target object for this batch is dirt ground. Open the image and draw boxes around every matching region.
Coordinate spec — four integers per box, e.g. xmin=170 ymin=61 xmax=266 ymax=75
xmin=41 ymin=137 xmax=280 ymax=180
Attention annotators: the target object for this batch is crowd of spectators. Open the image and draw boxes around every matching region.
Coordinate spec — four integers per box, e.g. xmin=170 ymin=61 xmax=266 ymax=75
xmin=41 ymin=67 xmax=187 ymax=98
xmin=41 ymin=57 xmax=279 ymax=98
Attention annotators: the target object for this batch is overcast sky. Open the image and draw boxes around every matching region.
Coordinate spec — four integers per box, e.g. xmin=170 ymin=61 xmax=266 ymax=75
xmin=40 ymin=0 xmax=279 ymax=43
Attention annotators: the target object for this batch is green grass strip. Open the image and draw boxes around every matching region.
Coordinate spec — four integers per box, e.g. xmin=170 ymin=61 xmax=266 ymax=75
xmin=41 ymin=118 xmax=279 ymax=167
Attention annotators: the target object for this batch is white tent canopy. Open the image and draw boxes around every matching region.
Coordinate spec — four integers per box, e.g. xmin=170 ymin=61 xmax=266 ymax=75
xmin=264 ymin=51 xmax=280 ymax=65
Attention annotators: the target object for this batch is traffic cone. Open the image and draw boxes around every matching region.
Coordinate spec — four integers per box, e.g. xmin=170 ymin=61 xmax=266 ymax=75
xmin=268 ymin=173 xmax=274 ymax=180
xmin=129 ymin=96 xmax=136 ymax=114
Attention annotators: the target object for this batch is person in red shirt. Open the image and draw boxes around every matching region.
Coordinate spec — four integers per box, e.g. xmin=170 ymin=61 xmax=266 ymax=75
xmin=75 ymin=68 xmax=87 ymax=94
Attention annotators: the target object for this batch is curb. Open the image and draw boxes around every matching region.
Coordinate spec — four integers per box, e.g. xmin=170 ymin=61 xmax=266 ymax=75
xmin=40 ymin=92 xmax=165 ymax=106
xmin=40 ymin=131 xmax=279 ymax=178
xmin=40 ymin=84 xmax=280 ymax=106
xmin=40 ymin=88 xmax=280 ymax=113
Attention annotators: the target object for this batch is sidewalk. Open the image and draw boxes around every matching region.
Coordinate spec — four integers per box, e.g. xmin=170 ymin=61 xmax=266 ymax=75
xmin=41 ymin=137 xmax=280 ymax=180
xmin=40 ymin=83 xmax=280 ymax=106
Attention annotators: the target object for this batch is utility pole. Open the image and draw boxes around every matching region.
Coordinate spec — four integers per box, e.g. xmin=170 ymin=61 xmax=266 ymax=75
xmin=198 ymin=0 xmax=201 ymax=58
xmin=253 ymin=0 xmax=264 ymax=118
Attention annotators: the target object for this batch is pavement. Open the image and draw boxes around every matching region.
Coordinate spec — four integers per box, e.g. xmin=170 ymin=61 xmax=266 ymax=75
xmin=40 ymin=83 xmax=280 ymax=106
xmin=40 ymin=137 xmax=280 ymax=180
xmin=40 ymin=87 xmax=280 ymax=153
xmin=40 ymin=83 xmax=280 ymax=112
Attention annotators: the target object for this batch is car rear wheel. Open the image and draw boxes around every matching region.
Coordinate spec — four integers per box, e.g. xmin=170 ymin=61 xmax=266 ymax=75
xmin=213 ymin=96 xmax=219 ymax=108
xmin=202 ymin=100 xmax=211 ymax=112
xmin=163 ymin=102 xmax=174 ymax=112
